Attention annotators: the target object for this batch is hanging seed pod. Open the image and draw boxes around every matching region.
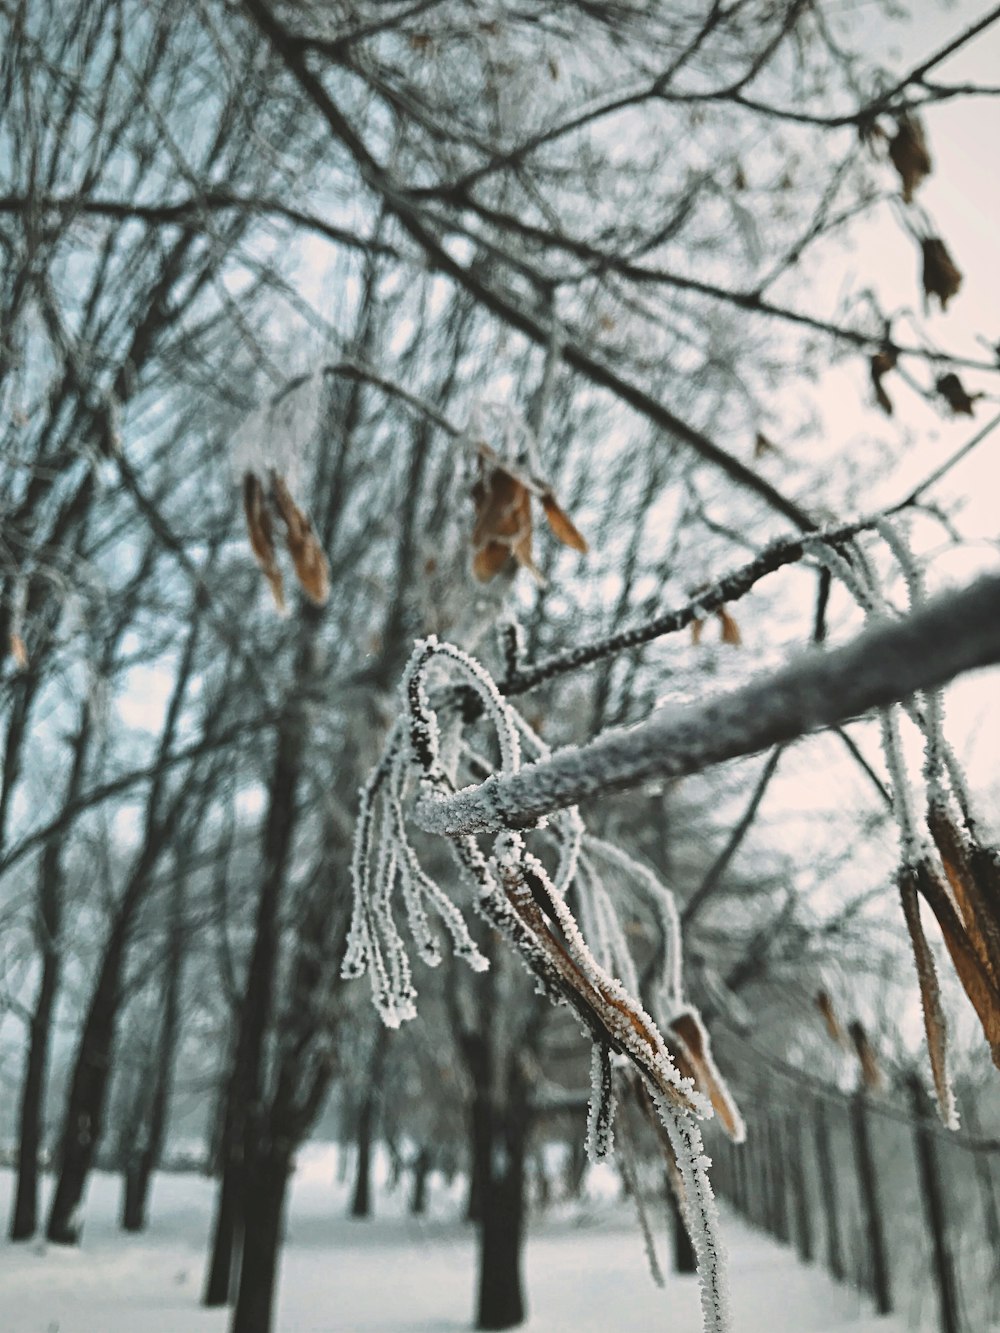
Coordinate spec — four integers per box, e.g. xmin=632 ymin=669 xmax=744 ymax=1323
xmin=716 ymin=607 xmax=742 ymax=646
xmin=540 ymin=491 xmax=588 ymax=553
xmin=935 ymin=372 xmax=981 ymax=417
xmin=922 ymin=237 xmax=963 ymax=312
xmin=915 ymin=857 xmax=1000 ymax=1069
xmin=242 ymin=471 xmax=285 ymax=611
xmin=269 ymin=473 xmax=330 ymax=605
xmin=816 ymin=989 xmax=848 ymax=1048
xmin=889 ymin=114 xmax=932 ymax=203
xmin=669 ymin=1008 xmax=745 ymax=1141
xmin=927 ymin=802 xmax=1000 ymax=982
xmin=898 ymin=865 xmax=956 ymax=1126
xmin=471 ymin=461 xmax=538 ymax=581
xmin=870 ymin=347 xmax=898 ymax=415
xmin=848 ymin=1020 xmax=884 ymax=1092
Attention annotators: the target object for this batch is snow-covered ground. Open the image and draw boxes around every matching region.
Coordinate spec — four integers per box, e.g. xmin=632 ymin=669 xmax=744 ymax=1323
xmin=0 ymin=1148 xmax=903 ymax=1332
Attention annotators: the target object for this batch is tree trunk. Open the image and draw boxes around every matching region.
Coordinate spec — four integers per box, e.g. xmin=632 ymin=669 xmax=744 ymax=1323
xmin=9 ymin=710 xmax=90 ymax=1241
xmin=120 ymin=868 xmax=186 ymax=1232
xmin=47 ymin=605 xmax=200 ymax=1245
xmin=9 ymin=939 xmax=59 ymax=1240
xmin=350 ymin=1025 xmax=389 ymax=1219
xmin=45 ymin=919 xmax=131 ymax=1244
xmin=46 ymin=836 xmax=168 ymax=1243
xmin=230 ymin=1149 xmax=292 ymax=1333
xmin=476 ymin=1086 xmax=529 ymax=1331
xmin=204 ymin=1149 xmax=243 ymax=1306
xmin=563 ymin=1130 xmax=588 ymax=1201
xmin=204 ymin=610 xmax=318 ymax=1305
xmin=410 ymin=1147 xmax=431 ymax=1216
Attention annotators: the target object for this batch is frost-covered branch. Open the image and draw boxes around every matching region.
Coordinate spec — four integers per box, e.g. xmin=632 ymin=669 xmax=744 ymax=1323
xmin=344 ymin=635 xmax=738 ymax=1331
xmin=417 ymin=569 xmax=1000 ymax=836
xmin=500 ymin=517 xmax=874 ymax=696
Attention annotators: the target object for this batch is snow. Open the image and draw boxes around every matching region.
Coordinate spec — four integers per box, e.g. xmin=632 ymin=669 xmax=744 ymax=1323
xmin=0 ymin=1150 xmax=905 ymax=1333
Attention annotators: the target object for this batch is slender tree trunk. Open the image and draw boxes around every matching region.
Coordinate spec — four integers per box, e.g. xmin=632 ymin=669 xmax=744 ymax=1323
xmin=47 ymin=602 xmax=200 ymax=1245
xmin=9 ymin=710 xmax=91 ymax=1241
xmin=476 ymin=1079 xmax=529 ymax=1331
xmin=466 ymin=1079 xmax=491 ymax=1224
xmin=120 ymin=868 xmax=187 ymax=1232
xmin=410 ymin=1147 xmax=431 ymax=1216
xmin=350 ymin=1025 xmax=389 ymax=1219
xmin=563 ymin=1131 xmax=588 ymax=1201
xmin=230 ymin=1148 xmax=292 ymax=1333
xmin=9 ymin=937 xmax=59 ymax=1239
xmin=46 ymin=813 xmax=177 ymax=1242
xmin=204 ymin=1146 xmax=243 ymax=1306
xmin=45 ymin=921 xmax=131 ymax=1243
xmin=349 ymin=1103 xmax=375 ymax=1219
xmin=204 ymin=608 xmax=319 ymax=1305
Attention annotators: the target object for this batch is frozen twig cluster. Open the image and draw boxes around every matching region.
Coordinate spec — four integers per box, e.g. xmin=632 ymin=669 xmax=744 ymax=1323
xmin=345 ymin=635 xmax=739 ymax=1333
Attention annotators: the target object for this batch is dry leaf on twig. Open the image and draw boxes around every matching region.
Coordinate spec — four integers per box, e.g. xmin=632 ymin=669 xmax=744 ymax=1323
xmin=889 ymin=115 xmax=932 ymax=203
xmin=899 ymin=866 xmax=953 ymax=1124
xmin=669 ymin=1009 xmax=744 ymax=1141
xmin=870 ymin=348 xmax=898 ymax=416
xmin=716 ymin=607 xmax=741 ymax=647
xmin=915 ymin=858 xmax=1000 ymax=1070
xmin=270 ymin=473 xmax=330 ymax=605
xmin=470 ymin=451 xmax=587 ymax=582
xmin=815 ymin=989 xmax=848 ymax=1048
xmin=922 ymin=237 xmax=962 ymax=312
xmin=471 ymin=462 xmax=538 ymax=582
xmin=243 ymin=471 xmax=285 ymax=611
xmin=540 ymin=492 xmax=588 ymax=553
xmin=935 ymin=372 xmax=981 ymax=418
xmin=848 ymin=1020 xmax=884 ymax=1092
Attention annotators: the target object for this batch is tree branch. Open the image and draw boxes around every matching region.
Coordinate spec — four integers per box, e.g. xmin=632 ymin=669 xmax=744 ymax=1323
xmin=417 ymin=569 xmax=1000 ymax=834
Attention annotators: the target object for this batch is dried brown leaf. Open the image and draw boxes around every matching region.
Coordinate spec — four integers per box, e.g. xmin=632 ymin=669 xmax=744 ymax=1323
xmin=922 ymin=237 xmax=963 ymax=312
xmin=242 ymin=471 xmax=285 ymax=612
xmin=848 ymin=1020 xmax=884 ymax=1092
xmin=916 ymin=858 xmax=1000 ymax=1069
xmin=470 ymin=459 xmax=553 ymax=583
xmin=717 ymin=606 xmax=742 ymax=647
xmin=928 ymin=803 xmax=1000 ymax=983
xmin=269 ymin=473 xmax=330 ymax=606
xmin=472 ymin=539 xmax=513 ymax=582
xmin=935 ymin=372 xmax=981 ymax=418
xmin=753 ymin=431 xmax=779 ymax=459
xmin=898 ymin=866 xmax=953 ymax=1124
xmin=815 ymin=989 xmax=848 ymax=1048
xmin=499 ymin=861 xmax=699 ymax=1116
xmin=540 ymin=492 xmax=588 ymax=553
xmin=669 ymin=1009 xmax=744 ymax=1141
xmin=889 ymin=115 xmax=932 ymax=203
xmin=870 ymin=347 xmax=898 ymax=416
